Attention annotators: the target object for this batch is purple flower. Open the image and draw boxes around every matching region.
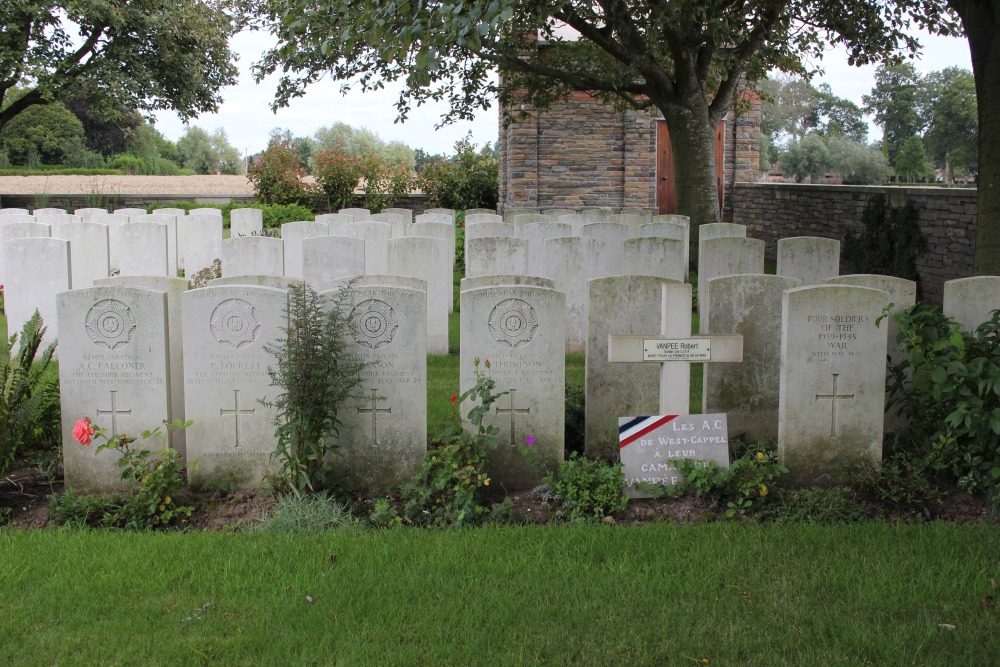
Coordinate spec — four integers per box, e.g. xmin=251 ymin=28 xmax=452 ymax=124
xmin=525 ymin=435 xmax=536 ymax=445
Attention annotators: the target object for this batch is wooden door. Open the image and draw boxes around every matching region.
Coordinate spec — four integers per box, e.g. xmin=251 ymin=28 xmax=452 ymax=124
xmin=656 ymin=120 xmax=725 ymax=214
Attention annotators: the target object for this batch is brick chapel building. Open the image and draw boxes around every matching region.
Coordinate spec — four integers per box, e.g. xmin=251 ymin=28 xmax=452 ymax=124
xmin=497 ymin=92 xmax=762 ymax=221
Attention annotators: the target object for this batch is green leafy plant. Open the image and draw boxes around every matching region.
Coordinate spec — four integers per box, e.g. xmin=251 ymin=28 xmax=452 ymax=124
xmin=248 ymin=140 xmax=310 ymax=205
xmin=401 ymin=358 xmax=502 ymax=526
xmin=545 ymin=453 xmax=628 ymax=521
xmin=262 ymin=282 xmax=366 ymax=497
xmin=50 ymin=417 xmax=195 ymax=530
xmin=884 ymin=304 xmax=1000 ymax=507
xmin=312 ymin=147 xmax=361 ymax=211
xmin=848 ymin=452 xmax=943 ymax=517
xmin=762 ymin=486 xmax=869 ymax=525
xmin=418 ymin=135 xmax=498 ymax=211
xmin=645 ymin=439 xmax=788 ymax=518
xmin=564 ymin=382 xmax=586 ymax=456
xmin=0 ymin=311 xmax=58 ymax=478
xmin=358 ymin=153 xmax=412 ymax=212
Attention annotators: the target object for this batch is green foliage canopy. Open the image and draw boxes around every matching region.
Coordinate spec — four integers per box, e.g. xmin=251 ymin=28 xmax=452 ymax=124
xmin=0 ymin=99 xmax=85 ymax=164
xmin=0 ymin=0 xmax=239 ymax=136
xmin=242 ymin=0 xmax=958 ymax=229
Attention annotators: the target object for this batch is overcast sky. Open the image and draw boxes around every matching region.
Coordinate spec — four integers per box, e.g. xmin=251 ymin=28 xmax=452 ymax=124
xmin=152 ymin=29 xmax=973 ymax=158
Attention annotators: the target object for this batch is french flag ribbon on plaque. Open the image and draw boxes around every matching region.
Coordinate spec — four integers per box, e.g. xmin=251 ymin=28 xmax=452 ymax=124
xmin=619 ymin=415 xmax=679 ymax=449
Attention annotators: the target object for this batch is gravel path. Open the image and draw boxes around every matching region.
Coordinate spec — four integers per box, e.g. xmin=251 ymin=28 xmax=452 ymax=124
xmin=0 ymin=175 xmax=255 ymax=196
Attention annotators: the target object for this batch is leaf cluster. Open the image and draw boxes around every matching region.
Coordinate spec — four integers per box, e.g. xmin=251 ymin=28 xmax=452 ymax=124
xmin=0 ymin=311 xmax=58 ymax=478
xmin=263 ymin=282 xmax=366 ymax=497
xmin=401 ymin=360 xmax=503 ymax=526
xmin=885 ymin=305 xmax=1000 ymax=507
xmin=418 ymin=134 xmax=498 ymax=211
xmin=544 ymin=453 xmax=628 ymax=522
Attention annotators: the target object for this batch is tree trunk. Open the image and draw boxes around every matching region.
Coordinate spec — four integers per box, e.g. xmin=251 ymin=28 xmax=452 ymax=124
xmin=660 ymin=93 xmax=722 ymax=267
xmin=952 ymin=0 xmax=1000 ymax=274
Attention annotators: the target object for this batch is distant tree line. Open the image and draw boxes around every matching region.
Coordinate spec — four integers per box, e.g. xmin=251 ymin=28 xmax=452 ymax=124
xmin=762 ymin=64 xmax=977 ymax=184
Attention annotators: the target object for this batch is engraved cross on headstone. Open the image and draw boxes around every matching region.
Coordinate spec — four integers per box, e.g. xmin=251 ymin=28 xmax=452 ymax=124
xmin=357 ymin=388 xmax=391 ymax=445
xmin=220 ymin=389 xmax=255 ymax=447
xmin=815 ymin=373 xmax=855 ymax=438
xmin=495 ymin=388 xmax=531 ymax=447
xmin=609 ymin=283 xmax=743 ymax=414
xmin=96 ymin=390 xmax=132 ymax=437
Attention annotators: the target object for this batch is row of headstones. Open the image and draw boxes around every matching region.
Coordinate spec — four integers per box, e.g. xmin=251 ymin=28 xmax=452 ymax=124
xmin=0 ymin=206 xmax=460 ymax=356
xmin=464 ymin=218 xmax=844 ymax=353
xmin=58 ymin=269 xmax=1000 ymax=495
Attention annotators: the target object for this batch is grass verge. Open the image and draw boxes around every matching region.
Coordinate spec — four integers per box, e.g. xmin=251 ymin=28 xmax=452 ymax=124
xmin=1 ymin=523 xmax=997 ymax=666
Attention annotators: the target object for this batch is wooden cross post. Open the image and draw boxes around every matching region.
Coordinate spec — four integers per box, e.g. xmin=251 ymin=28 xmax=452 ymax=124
xmin=608 ymin=283 xmax=743 ymax=415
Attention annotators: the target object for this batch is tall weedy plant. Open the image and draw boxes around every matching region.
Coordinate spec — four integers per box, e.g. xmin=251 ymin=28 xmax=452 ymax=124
xmin=263 ymin=282 xmax=366 ymax=496
xmin=0 ymin=311 xmax=58 ymax=477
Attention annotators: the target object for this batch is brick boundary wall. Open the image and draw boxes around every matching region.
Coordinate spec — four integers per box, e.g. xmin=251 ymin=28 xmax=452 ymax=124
xmin=732 ymin=182 xmax=978 ymax=306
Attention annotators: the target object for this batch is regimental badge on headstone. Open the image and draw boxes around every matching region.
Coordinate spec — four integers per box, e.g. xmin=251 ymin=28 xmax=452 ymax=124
xmin=618 ymin=414 xmax=730 ymax=498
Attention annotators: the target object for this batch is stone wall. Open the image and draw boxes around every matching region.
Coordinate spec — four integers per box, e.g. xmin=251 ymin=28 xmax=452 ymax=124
xmin=498 ymin=92 xmax=761 ymax=217
xmin=498 ymin=95 xmax=657 ymax=212
xmin=733 ymin=182 xmax=978 ymax=305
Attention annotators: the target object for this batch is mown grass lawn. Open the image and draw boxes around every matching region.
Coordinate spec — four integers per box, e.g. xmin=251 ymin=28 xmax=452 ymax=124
xmin=1 ymin=523 xmax=997 ymax=666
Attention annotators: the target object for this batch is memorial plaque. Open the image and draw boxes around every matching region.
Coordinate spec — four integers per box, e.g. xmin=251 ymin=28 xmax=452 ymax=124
xmin=619 ymin=414 xmax=730 ymax=498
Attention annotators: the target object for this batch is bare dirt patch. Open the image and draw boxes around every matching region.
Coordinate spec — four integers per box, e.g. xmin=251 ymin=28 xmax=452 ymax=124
xmin=0 ymin=175 xmax=254 ymax=197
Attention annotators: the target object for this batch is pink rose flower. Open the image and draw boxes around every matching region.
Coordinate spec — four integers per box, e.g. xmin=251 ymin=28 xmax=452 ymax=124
xmin=73 ymin=418 xmax=95 ymax=446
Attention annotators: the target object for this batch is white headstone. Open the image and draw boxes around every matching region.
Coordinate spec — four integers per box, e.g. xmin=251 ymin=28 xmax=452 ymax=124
xmin=302 ymin=236 xmax=366 ymax=292
xmin=135 ymin=213 xmax=179 ymax=277
xmin=523 ymin=222 xmax=573 ymax=269
xmin=230 ymin=208 xmax=264 ymax=237
xmin=623 ymin=237 xmax=686 ymax=282
xmin=180 ymin=214 xmax=223 ymax=277
xmin=703 ymin=274 xmax=801 ymax=442
xmin=387 ymin=236 xmax=450 ymax=354
xmin=461 ymin=285 xmax=566 ymax=488
xmin=4 ymin=237 xmax=70 ymax=350
xmin=777 ymin=236 xmax=841 ymax=286
xmin=119 ymin=222 xmax=169 ymax=277
xmin=339 ymin=207 xmax=371 ymax=221
xmin=466 ymin=236 xmax=528 ymax=279
xmin=114 ymin=207 xmax=147 ymax=219
xmin=424 ymin=208 xmax=455 ymax=222
xmin=75 ymin=208 xmax=109 ymax=219
xmin=54 ymin=222 xmax=110 ymax=289
xmin=943 ymin=276 xmax=1000 ymax=333
xmin=642 ymin=220 xmax=689 ymax=278
xmin=208 ymin=275 xmax=304 ymax=290
xmin=343 ymin=221 xmax=392 ymax=274
xmin=697 ymin=236 xmax=765 ymax=332
xmin=281 ymin=221 xmax=329 ymax=280
xmin=332 ymin=276 xmax=427 ymax=487
xmin=99 ymin=213 xmax=129 ymax=273
xmin=58 ymin=286 xmax=172 ymax=491
xmin=542 ymin=235 xmax=606 ymax=353
xmin=315 ymin=213 xmax=355 ymax=236
xmin=778 ymin=285 xmax=889 ymax=485
xmin=222 ymin=237 xmax=284 ymax=277
xmin=182 ymin=285 xmax=287 ymax=488
xmin=582 ymin=222 xmax=629 ymax=274
xmin=464 ymin=221 xmax=519 ymax=262
xmin=824 ymin=274 xmax=917 ymax=434
xmin=382 ymin=207 xmax=413 ymax=223
xmin=0 ymin=222 xmax=50 ymax=285
xmin=93 ymin=276 xmax=189 ymax=454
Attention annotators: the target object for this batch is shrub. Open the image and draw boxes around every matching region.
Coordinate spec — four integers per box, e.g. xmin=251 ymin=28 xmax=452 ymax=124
xmin=0 ymin=312 xmax=58 ymax=478
xmin=359 ymin=153 xmax=412 ymax=212
xmin=781 ymin=133 xmax=831 ymax=182
xmin=248 ymin=140 xmax=310 ymax=205
xmin=762 ymin=487 xmax=869 ymax=525
xmin=226 ymin=202 xmax=315 ymax=229
xmin=545 ymin=453 xmax=628 ymax=521
xmin=263 ymin=282 xmax=366 ymax=497
xmin=50 ymin=418 xmax=194 ymax=530
xmin=401 ymin=359 xmax=502 ymax=526
xmin=313 ymin=147 xmax=361 ymax=212
xmin=419 ymin=136 xmax=498 ymax=210
xmin=885 ymin=304 xmax=1000 ymax=507
xmin=646 ymin=439 xmax=788 ymax=518
xmin=827 ymin=136 xmax=888 ymax=185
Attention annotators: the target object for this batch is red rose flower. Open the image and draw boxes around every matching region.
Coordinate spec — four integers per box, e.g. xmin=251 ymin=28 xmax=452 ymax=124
xmin=450 ymin=394 xmax=458 ymax=404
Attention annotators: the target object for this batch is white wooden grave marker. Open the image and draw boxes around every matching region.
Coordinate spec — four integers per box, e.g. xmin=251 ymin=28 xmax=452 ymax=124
xmin=608 ymin=283 xmax=743 ymax=414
